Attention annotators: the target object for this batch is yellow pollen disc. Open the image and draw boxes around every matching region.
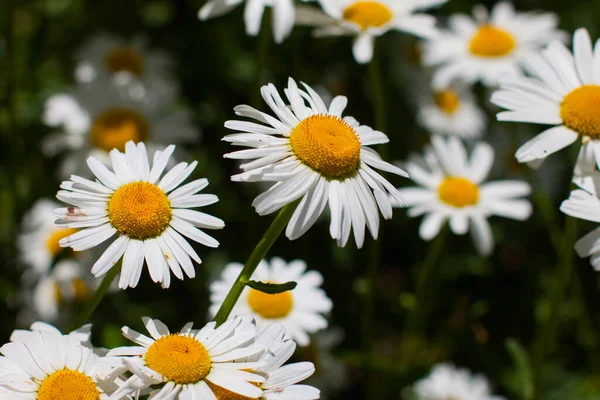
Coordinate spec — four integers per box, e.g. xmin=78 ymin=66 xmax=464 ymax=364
xmin=247 ymin=284 xmax=294 ymax=319
xmin=108 ymin=181 xmax=172 ymax=240
xmin=438 ymin=176 xmax=479 ymax=208
xmin=206 ymin=381 xmax=260 ymax=400
xmin=469 ymin=24 xmax=516 ymax=57
xmin=105 ymin=47 xmax=144 ymax=76
xmin=46 ymin=228 xmax=78 ymax=257
xmin=71 ymin=278 xmax=90 ymax=302
xmin=90 ymin=108 xmax=149 ymax=152
xmin=343 ymin=1 xmax=393 ymax=30
xmin=145 ymin=335 xmax=211 ymax=385
xmin=289 ymin=115 xmax=361 ymax=179
xmin=560 ymin=85 xmax=600 ymax=139
xmin=37 ymin=369 xmax=100 ymax=400
xmin=434 ymin=89 xmax=460 ymax=114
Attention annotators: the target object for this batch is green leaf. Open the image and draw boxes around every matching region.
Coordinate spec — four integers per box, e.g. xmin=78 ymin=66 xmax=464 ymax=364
xmin=244 ymin=280 xmax=297 ymax=294
xmin=505 ymin=338 xmax=534 ymax=400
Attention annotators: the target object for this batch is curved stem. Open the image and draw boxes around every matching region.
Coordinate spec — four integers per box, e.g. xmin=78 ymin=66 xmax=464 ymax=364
xmin=213 ymin=199 xmax=300 ymax=326
xmin=68 ymin=261 xmax=121 ymax=332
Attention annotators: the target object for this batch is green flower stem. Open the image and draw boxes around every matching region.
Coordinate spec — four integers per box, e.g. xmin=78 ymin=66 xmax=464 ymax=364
xmin=250 ymin=10 xmax=271 ymax=108
xmin=213 ymin=199 xmax=301 ymax=327
xmin=68 ymin=261 xmax=121 ymax=332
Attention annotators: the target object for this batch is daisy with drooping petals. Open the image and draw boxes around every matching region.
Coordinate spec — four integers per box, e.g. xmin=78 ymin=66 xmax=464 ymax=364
xmin=54 ymin=141 xmax=224 ymax=289
xmin=223 ymin=78 xmax=408 ymax=248
xmin=103 ymin=315 xmax=265 ymax=399
xmin=198 ymin=0 xmax=295 ymax=44
xmin=491 ymin=28 xmax=600 ymax=169
xmin=0 ymin=322 xmax=122 ymax=399
xmin=395 ymin=136 xmax=532 ymax=256
xmin=295 ymin=0 xmax=445 ymax=63
xmin=423 ymin=2 xmax=564 ymax=88
xmin=412 ymin=363 xmax=505 ymax=400
xmin=210 ymin=257 xmax=333 ymax=346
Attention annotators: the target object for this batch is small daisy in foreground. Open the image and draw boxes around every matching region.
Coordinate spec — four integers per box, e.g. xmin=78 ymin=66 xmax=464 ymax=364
xmin=416 ymin=84 xmax=486 ymax=138
xmin=103 ymin=315 xmax=265 ymax=399
xmin=198 ymin=0 xmax=295 ymax=43
xmin=54 ymin=141 xmax=224 ymax=289
xmin=223 ymin=78 xmax=408 ymax=248
xmin=395 ymin=136 xmax=532 ymax=256
xmin=296 ymin=0 xmax=445 ymax=63
xmin=423 ymin=1 xmax=563 ymax=88
xmin=210 ymin=257 xmax=333 ymax=346
xmin=491 ymin=28 xmax=600 ymax=168
xmin=412 ymin=363 xmax=505 ymax=400
xmin=0 ymin=322 xmax=119 ymax=399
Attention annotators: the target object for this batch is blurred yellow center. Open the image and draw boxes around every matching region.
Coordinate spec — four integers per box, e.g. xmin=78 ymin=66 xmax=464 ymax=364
xmin=145 ymin=335 xmax=211 ymax=384
xmin=37 ymin=369 xmax=100 ymax=400
xmin=434 ymin=90 xmax=460 ymax=114
xmin=105 ymin=47 xmax=144 ymax=76
xmin=108 ymin=181 xmax=172 ymax=240
xmin=247 ymin=285 xmax=294 ymax=319
xmin=54 ymin=278 xmax=90 ymax=305
xmin=560 ymin=85 xmax=600 ymax=139
xmin=469 ymin=25 xmax=516 ymax=57
xmin=90 ymin=108 xmax=149 ymax=152
xmin=206 ymin=381 xmax=260 ymax=400
xmin=343 ymin=1 xmax=393 ymax=30
xmin=438 ymin=176 xmax=479 ymax=207
xmin=46 ymin=228 xmax=78 ymax=257
xmin=289 ymin=115 xmax=361 ymax=179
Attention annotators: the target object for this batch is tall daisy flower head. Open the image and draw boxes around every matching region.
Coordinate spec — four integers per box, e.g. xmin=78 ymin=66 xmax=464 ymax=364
xmin=296 ymin=0 xmax=446 ymax=64
xmin=395 ymin=136 xmax=532 ymax=256
xmin=422 ymin=1 xmax=564 ymax=89
xmin=412 ymin=363 xmax=505 ymax=400
xmin=491 ymin=28 xmax=600 ymax=169
xmin=103 ymin=315 xmax=266 ymax=399
xmin=42 ymin=80 xmax=196 ymax=178
xmin=198 ymin=0 xmax=295 ymax=44
xmin=54 ymin=141 xmax=224 ymax=289
xmin=210 ymin=257 xmax=333 ymax=346
xmin=223 ymin=78 xmax=408 ymax=248
xmin=0 ymin=322 xmax=122 ymax=399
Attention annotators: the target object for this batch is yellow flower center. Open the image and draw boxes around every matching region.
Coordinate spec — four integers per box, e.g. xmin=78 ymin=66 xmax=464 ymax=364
xmin=560 ymin=85 xmax=600 ymax=139
xmin=434 ymin=90 xmax=460 ymax=114
xmin=108 ymin=181 xmax=172 ymax=240
xmin=105 ymin=47 xmax=145 ymax=76
xmin=469 ymin=24 xmax=516 ymax=57
xmin=343 ymin=1 xmax=393 ymax=30
xmin=247 ymin=285 xmax=294 ymax=319
xmin=438 ymin=176 xmax=479 ymax=207
xmin=289 ymin=115 xmax=361 ymax=179
xmin=206 ymin=381 xmax=260 ymax=400
xmin=145 ymin=335 xmax=211 ymax=385
xmin=90 ymin=108 xmax=149 ymax=152
xmin=37 ymin=369 xmax=100 ymax=400
xmin=54 ymin=278 xmax=90 ymax=305
xmin=46 ymin=228 xmax=78 ymax=257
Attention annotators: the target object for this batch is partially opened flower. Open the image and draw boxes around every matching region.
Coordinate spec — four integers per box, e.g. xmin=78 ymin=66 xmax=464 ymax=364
xmin=491 ymin=28 xmax=600 ymax=168
xmin=210 ymin=257 xmax=333 ymax=346
xmin=54 ymin=141 xmax=224 ymax=289
xmin=198 ymin=0 xmax=295 ymax=44
xmin=423 ymin=1 xmax=564 ymax=88
xmin=395 ymin=136 xmax=532 ymax=256
xmin=223 ymin=78 xmax=407 ymax=248
xmin=296 ymin=0 xmax=445 ymax=63
xmin=103 ymin=315 xmax=265 ymax=399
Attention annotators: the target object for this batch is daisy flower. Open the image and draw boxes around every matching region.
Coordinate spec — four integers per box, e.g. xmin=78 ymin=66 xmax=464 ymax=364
xmin=423 ymin=1 xmax=564 ymax=88
xmin=295 ymin=0 xmax=445 ymax=63
xmin=54 ymin=141 xmax=224 ymax=289
xmin=491 ymin=28 xmax=600 ymax=168
xmin=0 ymin=322 xmax=121 ymax=399
xmin=395 ymin=136 xmax=532 ymax=256
xmin=103 ymin=315 xmax=265 ymax=399
xmin=412 ymin=363 xmax=505 ymax=400
xmin=210 ymin=257 xmax=333 ymax=346
xmin=223 ymin=78 xmax=408 ymax=248
xmin=42 ymin=80 xmax=196 ymax=178
xmin=198 ymin=0 xmax=295 ymax=44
